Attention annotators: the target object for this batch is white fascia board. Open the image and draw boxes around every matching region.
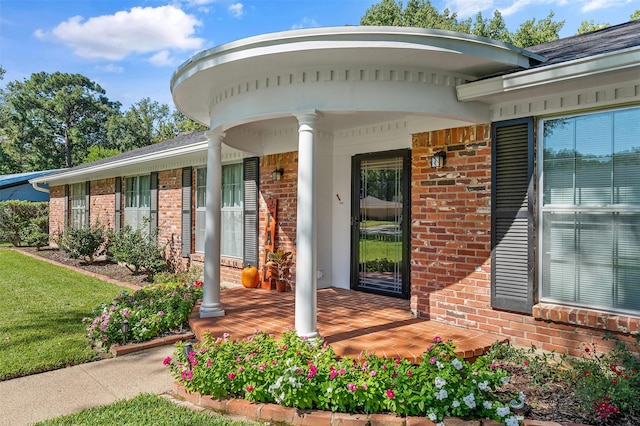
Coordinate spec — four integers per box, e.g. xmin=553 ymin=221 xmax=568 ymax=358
xmin=31 ymin=141 xmax=209 ymax=185
xmin=457 ymin=46 xmax=640 ymax=102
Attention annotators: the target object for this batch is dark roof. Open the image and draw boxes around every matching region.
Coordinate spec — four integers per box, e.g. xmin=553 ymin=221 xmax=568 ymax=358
xmin=45 ymin=131 xmax=207 ymax=178
xmin=527 ymin=20 xmax=640 ymax=67
xmin=0 ymin=170 xmax=60 ymax=189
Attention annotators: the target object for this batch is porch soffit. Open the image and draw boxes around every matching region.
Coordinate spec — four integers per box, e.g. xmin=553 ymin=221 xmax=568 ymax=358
xmin=171 ymin=26 xmax=541 ymax=128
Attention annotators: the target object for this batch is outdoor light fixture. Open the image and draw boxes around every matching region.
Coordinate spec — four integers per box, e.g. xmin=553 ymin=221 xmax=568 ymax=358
xmin=183 ymin=342 xmax=194 ymax=369
xmin=272 ymin=167 xmax=284 ymax=181
xmin=120 ymin=320 xmax=129 ymax=345
xmin=431 ymin=150 xmax=447 ymax=169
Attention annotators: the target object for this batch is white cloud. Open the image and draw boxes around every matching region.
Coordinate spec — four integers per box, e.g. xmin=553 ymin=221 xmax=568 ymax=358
xmin=291 ymin=17 xmax=319 ymax=30
xmin=96 ymin=64 xmax=124 ymax=73
xmin=36 ymin=5 xmax=204 ymax=63
xmin=149 ymin=50 xmax=179 ymax=67
xmin=580 ymin=0 xmax=633 ymax=12
xmin=228 ymin=3 xmax=244 ymax=18
xmin=444 ymin=0 xmax=497 ymax=18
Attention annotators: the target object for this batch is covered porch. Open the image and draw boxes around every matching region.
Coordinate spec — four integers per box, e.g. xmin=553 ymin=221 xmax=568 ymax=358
xmin=189 ymin=287 xmax=506 ymax=362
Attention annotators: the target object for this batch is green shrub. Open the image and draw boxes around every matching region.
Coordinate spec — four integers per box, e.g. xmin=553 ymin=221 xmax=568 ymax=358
xmin=58 ymin=223 xmax=107 ymax=263
xmin=108 ymin=225 xmax=167 ymax=280
xmin=84 ymin=280 xmax=203 ymax=351
xmin=20 ymin=215 xmax=50 ymax=249
xmin=166 ymin=332 xmax=520 ymax=425
xmin=153 ymin=265 xmax=203 ymax=285
xmin=0 ymin=200 xmax=49 ymax=246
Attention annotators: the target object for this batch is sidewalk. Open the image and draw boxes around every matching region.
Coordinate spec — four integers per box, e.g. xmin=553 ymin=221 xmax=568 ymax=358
xmin=0 ymin=345 xmax=176 ymax=426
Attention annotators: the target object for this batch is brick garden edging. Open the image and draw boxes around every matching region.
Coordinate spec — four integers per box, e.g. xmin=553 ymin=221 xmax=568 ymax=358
xmin=110 ymin=332 xmax=194 ymax=357
xmin=171 ymin=381 xmax=588 ymax=426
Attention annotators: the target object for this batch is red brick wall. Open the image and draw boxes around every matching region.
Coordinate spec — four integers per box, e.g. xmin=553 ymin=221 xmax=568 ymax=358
xmin=89 ymin=178 xmax=116 ymax=229
xmin=410 ymin=124 xmax=638 ymax=356
xmin=49 ymin=185 xmax=66 ymax=241
xmin=157 ymin=169 xmax=182 ymax=248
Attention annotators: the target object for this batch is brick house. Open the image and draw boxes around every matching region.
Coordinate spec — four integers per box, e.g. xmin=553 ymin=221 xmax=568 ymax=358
xmin=33 ymin=22 xmax=640 ymax=356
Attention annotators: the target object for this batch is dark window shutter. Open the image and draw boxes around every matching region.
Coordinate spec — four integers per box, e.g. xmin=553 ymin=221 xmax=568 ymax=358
xmin=114 ymin=177 xmax=121 ymax=230
xmin=181 ymin=167 xmax=193 ymax=258
xmin=491 ymin=118 xmax=534 ymax=314
xmin=64 ymin=184 xmax=69 ymax=228
xmin=84 ymin=181 xmax=91 ymax=227
xmin=243 ymin=157 xmax=259 ymax=267
xmin=150 ymin=172 xmax=159 ymax=235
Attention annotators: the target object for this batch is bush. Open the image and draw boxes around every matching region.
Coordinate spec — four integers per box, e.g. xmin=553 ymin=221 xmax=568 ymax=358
xmin=0 ymin=200 xmax=49 ymax=246
xmin=108 ymin=225 xmax=167 ymax=279
xmin=84 ymin=280 xmax=203 ymax=351
xmin=153 ymin=265 xmax=203 ymax=285
xmin=166 ymin=333 xmax=521 ymax=425
xmin=20 ymin=215 xmax=50 ymax=249
xmin=58 ymin=223 xmax=107 ymax=263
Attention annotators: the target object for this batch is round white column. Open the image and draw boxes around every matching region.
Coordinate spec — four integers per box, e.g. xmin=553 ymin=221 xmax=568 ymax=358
xmin=295 ymin=112 xmax=319 ymax=338
xmin=200 ymin=130 xmax=225 ymax=318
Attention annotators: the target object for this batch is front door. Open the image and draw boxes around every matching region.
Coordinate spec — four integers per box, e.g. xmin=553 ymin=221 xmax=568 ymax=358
xmin=351 ymin=149 xmax=410 ymax=299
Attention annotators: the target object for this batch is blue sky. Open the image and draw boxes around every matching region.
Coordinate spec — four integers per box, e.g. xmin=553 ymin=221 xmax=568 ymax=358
xmin=1 ymin=0 xmax=639 ymax=110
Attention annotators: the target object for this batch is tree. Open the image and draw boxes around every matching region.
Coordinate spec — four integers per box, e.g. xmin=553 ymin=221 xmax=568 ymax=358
xmin=631 ymin=10 xmax=640 ymax=21
xmin=576 ymin=20 xmax=610 ymax=35
xmin=361 ymin=2 xmax=565 ymax=47
xmin=0 ymin=72 xmax=120 ymax=171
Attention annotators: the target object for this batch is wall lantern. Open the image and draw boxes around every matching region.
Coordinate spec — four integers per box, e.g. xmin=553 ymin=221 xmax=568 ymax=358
xmin=272 ymin=167 xmax=284 ymax=181
xmin=431 ymin=151 xmax=447 ymax=169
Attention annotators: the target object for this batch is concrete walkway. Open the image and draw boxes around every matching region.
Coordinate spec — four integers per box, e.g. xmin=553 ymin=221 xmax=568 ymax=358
xmin=0 ymin=345 xmax=175 ymax=426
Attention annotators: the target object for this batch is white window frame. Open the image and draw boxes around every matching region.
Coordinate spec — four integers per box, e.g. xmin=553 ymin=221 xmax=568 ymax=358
xmin=70 ymin=182 xmax=86 ymax=228
xmin=194 ymin=164 xmax=244 ymax=258
xmin=124 ymin=175 xmax=151 ymax=231
xmin=538 ymin=106 xmax=640 ymax=316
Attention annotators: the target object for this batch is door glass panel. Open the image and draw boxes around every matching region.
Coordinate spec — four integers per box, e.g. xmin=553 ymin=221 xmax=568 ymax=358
xmin=356 ymin=155 xmax=404 ymax=295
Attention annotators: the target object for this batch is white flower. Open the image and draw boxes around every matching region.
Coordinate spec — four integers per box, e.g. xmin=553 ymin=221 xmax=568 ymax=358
xmin=434 ymin=377 xmax=447 ymax=388
xmin=483 ymin=401 xmax=493 ymax=409
xmin=275 ymin=392 xmax=285 ymax=404
xmin=436 ymin=361 xmax=444 ymax=369
xmin=452 ymin=358 xmax=463 ymax=370
xmin=496 ymin=406 xmax=511 ymax=417
xmin=463 ymin=393 xmax=476 ymax=409
xmin=428 ymin=412 xmax=437 ymax=421
xmin=435 ymin=389 xmax=448 ymax=400
xmin=326 ymin=387 xmax=333 ymax=394
xmin=452 ymin=400 xmax=460 ymax=408
xmin=501 ymin=376 xmax=510 ymax=384
xmin=478 ymin=380 xmax=489 ymax=391
xmin=505 ymin=416 xmax=520 ymax=426
xmin=519 ymin=391 xmax=525 ymax=402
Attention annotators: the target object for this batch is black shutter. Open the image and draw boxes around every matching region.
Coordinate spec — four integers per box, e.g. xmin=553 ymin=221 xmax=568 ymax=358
xmin=243 ymin=157 xmax=259 ymax=267
xmin=114 ymin=177 xmax=121 ymax=230
xmin=181 ymin=167 xmax=192 ymax=257
xmin=63 ymin=184 xmax=69 ymax=228
xmin=491 ymin=118 xmax=534 ymax=314
xmin=150 ymin=172 xmax=159 ymax=236
xmin=84 ymin=181 xmax=90 ymax=227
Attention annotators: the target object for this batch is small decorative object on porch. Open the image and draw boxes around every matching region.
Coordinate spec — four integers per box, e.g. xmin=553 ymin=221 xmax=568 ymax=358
xmin=261 ymin=199 xmax=278 ymax=289
xmin=240 ymin=264 xmax=260 ymax=288
xmin=268 ymin=248 xmax=292 ymax=292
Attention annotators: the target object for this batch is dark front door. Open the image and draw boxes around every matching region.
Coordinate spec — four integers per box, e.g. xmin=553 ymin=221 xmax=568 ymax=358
xmin=351 ymin=149 xmax=410 ymax=299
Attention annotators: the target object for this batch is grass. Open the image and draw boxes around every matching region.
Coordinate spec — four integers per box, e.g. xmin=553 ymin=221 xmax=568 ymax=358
xmin=33 ymin=393 xmax=258 ymax=425
xmin=359 ymin=239 xmax=402 ymax=262
xmin=0 ymin=249 xmax=125 ymax=380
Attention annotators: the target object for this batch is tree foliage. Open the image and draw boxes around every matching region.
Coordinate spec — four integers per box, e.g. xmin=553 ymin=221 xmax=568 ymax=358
xmin=576 ymin=20 xmax=610 ymax=35
xmin=361 ymin=1 xmax=565 ymax=47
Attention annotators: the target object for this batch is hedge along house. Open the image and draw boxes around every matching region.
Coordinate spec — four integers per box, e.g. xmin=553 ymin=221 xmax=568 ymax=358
xmin=34 ymin=22 xmax=640 ymax=355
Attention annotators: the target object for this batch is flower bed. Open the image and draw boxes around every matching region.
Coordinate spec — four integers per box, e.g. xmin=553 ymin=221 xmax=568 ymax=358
xmin=165 ymin=330 xmax=523 ymax=425
xmin=84 ymin=280 xmax=203 ymax=351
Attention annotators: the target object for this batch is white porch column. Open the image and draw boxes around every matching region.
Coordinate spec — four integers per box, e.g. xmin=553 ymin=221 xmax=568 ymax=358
xmin=295 ymin=112 xmax=319 ymax=338
xmin=200 ymin=130 xmax=225 ymax=318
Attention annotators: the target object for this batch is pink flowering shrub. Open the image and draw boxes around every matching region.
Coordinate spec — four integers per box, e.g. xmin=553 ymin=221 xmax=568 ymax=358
xmin=165 ymin=331 xmax=521 ymax=424
xmin=83 ymin=281 xmax=203 ymax=351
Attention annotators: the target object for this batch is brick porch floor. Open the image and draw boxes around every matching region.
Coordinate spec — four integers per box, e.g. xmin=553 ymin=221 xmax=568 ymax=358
xmin=189 ymin=287 xmax=505 ymax=362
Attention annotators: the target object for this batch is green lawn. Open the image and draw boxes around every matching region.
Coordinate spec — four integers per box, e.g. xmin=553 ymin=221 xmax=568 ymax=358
xmin=0 ymin=249 xmax=125 ymax=380
xmin=359 ymin=239 xmax=402 ymax=263
xmin=33 ymin=393 xmax=258 ymax=426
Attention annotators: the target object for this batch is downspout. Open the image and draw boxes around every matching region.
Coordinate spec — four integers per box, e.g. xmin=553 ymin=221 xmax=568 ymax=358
xmin=31 ymin=182 xmax=49 ymax=194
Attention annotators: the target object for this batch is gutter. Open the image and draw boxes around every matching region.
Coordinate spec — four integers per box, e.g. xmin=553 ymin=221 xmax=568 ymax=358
xmin=31 ymin=182 xmax=49 ymax=194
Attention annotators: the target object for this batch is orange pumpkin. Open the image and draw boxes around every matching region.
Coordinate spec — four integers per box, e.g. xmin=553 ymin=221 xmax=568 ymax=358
xmin=241 ymin=265 xmax=260 ymax=288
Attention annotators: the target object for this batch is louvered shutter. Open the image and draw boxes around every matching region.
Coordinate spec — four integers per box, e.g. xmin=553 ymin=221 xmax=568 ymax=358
xmin=114 ymin=177 xmax=121 ymax=230
xmin=84 ymin=181 xmax=91 ymax=226
xmin=243 ymin=157 xmax=259 ymax=267
xmin=181 ymin=167 xmax=192 ymax=257
xmin=150 ymin=172 xmax=159 ymax=237
xmin=63 ymin=184 xmax=69 ymax=228
xmin=491 ymin=118 xmax=534 ymax=313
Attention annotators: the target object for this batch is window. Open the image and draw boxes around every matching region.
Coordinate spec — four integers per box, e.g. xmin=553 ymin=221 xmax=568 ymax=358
xmin=70 ymin=182 xmax=86 ymax=227
xmin=540 ymin=107 xmax=640 ymax=315
xmin=124 ymin=175 xmax=151 ymax=231
xmin=195 ymin=164 xmax=244 ymax=257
